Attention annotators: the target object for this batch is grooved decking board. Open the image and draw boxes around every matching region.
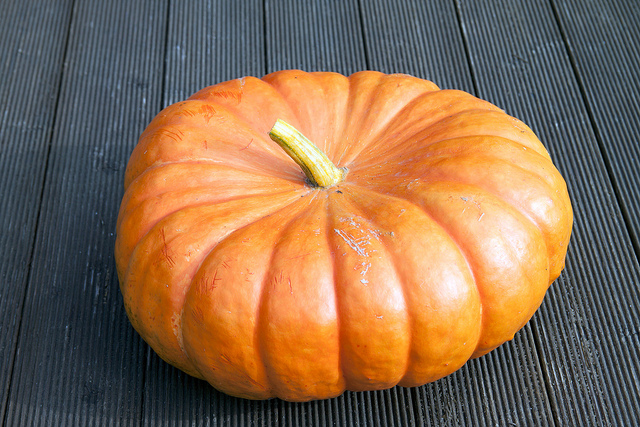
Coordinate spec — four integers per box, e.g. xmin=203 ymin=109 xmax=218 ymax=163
xmin=143 ymin=1 xmax=555 ymax=425
xmin=142 ymin=2 xmax=420 ymax=426
xmin=360 ymin=1 xmax=555 ymax=425
xmin=265 ymin=0 xmax=367 ymax=75
xmin=0 ymin=0 xmax=72 ymax=420
xmin=144 ymin=363 xmax=422 ymax=427
xmin=552 ymin=0 xmax=640 ymax=252
xmin=3 ymin=1 xmax=168 ymax=425
xmin=163 ymin=0 xmax=265 ymax=106
xmin=457 ymin=0 xmax=640 ymax=425
xmin=141 ymin=1 xmax=266 ymax=424
xmin=1 ymin=0 xmax=637 ymax=425
xmin=361 ymin=0 xmax=475 ymax=92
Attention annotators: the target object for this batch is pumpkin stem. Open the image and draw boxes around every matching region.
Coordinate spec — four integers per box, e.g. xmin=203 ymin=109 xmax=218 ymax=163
xmin=268 ymin=119 xmax=346 ymax=188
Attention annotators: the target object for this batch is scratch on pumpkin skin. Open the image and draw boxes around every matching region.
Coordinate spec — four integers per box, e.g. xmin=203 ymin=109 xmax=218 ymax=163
xmin=334 ymin=218 xmax=381 ymax=258
xmin=160 ymin=228 xmax=176 ymax=268
xmin=243 ymin=268 xmax=254 ymax=283
xmin=271 ymin=271 xmax=293 ymax=293
xmin=199 ymin=269 xmax=221 ymax=293
xmin=211 ymin=87 xmax=243 ymax=104
xmin=155 ymin=128 xmax=184 ymax=144
xmin=191 ymin=305 xmax=205 ymax=326
xmin=287 ymin=252 xmax=312 ymax=260
xmin=460 ymin=196 xmax=485 ymax=221
xmin=334 ymin=229 xmax=368 ymax=257
xmin=241 ymin=372 xmax=265 ymax=390
xmin=357 ymin=261 xmax=371 ymax=276
xmin=178 ymin=108 xmax=197 ymax=118
xmin=200 ymin=105 xmax=217 ymax=123
xmin=239 ymin=138 xmax=253 ymax=151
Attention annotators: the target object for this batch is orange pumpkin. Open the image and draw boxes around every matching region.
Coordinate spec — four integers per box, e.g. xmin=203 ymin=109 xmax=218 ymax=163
xmin=115 ymin=70 xmax=572 ymax=401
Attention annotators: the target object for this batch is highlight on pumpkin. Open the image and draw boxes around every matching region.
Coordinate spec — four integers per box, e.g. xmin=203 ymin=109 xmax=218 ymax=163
xmin=268 ymin=119 xmax=346 ymax=188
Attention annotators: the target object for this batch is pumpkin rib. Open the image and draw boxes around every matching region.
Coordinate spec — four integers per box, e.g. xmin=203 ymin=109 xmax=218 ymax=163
xmin=156 ymin=88 xmax=301 ymax=160
xmin=261 ymin=71 xmax=331 ymax=147
xmin=323 ymin=72 xmax=352 ymax=161
xmin=416 ymin=134 xmax=553 ymax=168
xmin=379 ymin=150 xmax=563 ymax=216
xmin=357 ymin=143 xmax=568 ymax=279
xmin=341 ymin=91 xmax=499 ymax=168
xmin=328 ymin=190 xmax=413 ymax=390
xmin=351 ymin=110 xmax=552 ymax=171
xmin=264 ymin=71 xmax=352 ymax=162
xmin=253 ymin=221 xmax=288 ymax=398
xmin=416 ymin=153 xmax=566 ymax=235
xmin=125 ymin=101 xmax=302 ymax=188
xmin=185 ymin=76 xmax=309 ymax=154
xmin=117 ymin=161 xmax=304 ymax=231
xmin=194 ymin=73 xmax=308 ymax=135
xmin=344 ymin=179 xmax=549 ymax=356
xmin=336 ymin=74 xmax=442 ymax=166
xmin=119 ymin=184 xmax=300 ymax=232
xmin=327 ymin=190 xmax=412 ymax=392
xmin=411 ymin=109 xmax=552 ymax=159
xmin=349 ymin=140 xmax=564 ymax=259
xmin=139 ymin=158 xmax=304 ymax=183
xmin=323 ymin=193 xmax=346 ymax=396
xmin=253 ymin=192 xmax=346 ymax=400
xmin=117 ymin=188 xmax=308 ymax=278
xmin=350 ymin=135 xmax=560 ymax=191
xmin=120 ymin=191 xmax=307 ymax=297
xmin=120 ymin=160 xmax=303 ymax=214
xmin=334 ymin=71 xmax=387 ymax=166
xmin=344 ymin=185 xmax=483 ymax=386
xmin=395 ymin=181 xmax=550 ymax=354
xmin=282 ymin=195 xmax=347 ymax=401
xmin=180 ymin=195 xmax=320 ymax=400
xmin=183 ymin=104 xmax=300 ymax=161
xmin=125 ymin=129 xmax=301 ymax=188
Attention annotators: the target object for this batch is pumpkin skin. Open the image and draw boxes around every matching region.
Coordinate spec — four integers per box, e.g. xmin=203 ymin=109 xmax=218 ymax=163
xmin=115 ymin=70 xmax=572 ymax=401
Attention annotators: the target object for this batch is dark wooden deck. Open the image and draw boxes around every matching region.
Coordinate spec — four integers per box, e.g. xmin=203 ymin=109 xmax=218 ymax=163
xmin=1 ymin=0 xmax=639 ymax=425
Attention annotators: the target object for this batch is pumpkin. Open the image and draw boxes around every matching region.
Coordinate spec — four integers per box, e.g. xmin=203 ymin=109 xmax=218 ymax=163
xmin=115 ymin=70 xmax=572 ymax=402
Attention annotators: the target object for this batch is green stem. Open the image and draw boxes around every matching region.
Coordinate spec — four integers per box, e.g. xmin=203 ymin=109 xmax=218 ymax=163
xmin=268 ymin=119 xmax=346 ymax=188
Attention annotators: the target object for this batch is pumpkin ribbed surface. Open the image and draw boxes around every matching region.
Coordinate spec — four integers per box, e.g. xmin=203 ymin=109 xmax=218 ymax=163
xmin=115 ymin=70 xmax=572 ymax=401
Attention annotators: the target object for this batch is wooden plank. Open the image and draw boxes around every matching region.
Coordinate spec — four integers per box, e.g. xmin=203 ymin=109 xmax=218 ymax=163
xmin=551 ymin=0 xmax=640 ymax=253
xmin=361 ymin=0 xmax=475 ymax=93
xmin=141 ymin=0 xmax=558 ymax=426
xmin=138 ymin=0 xmax=566 ymax=425
xmin=140 ymin=0 xmax=268 ymax=424
xmin=360 ymin=1 xmax=556 ymax=425
xmin=163 ymin=0 xmax=266 ymax=106
xmin=265 ymin=0 xmax=367 ymax=75
xmin=0 ymin=0 xmax=73 ymax=420
xmin=457 ymin=0 xmax=640 ymax=425
xmin=141 ymin=1 xmax=422 ymax=426
xmin=3 ymin=1 xmax=169 ymax=425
